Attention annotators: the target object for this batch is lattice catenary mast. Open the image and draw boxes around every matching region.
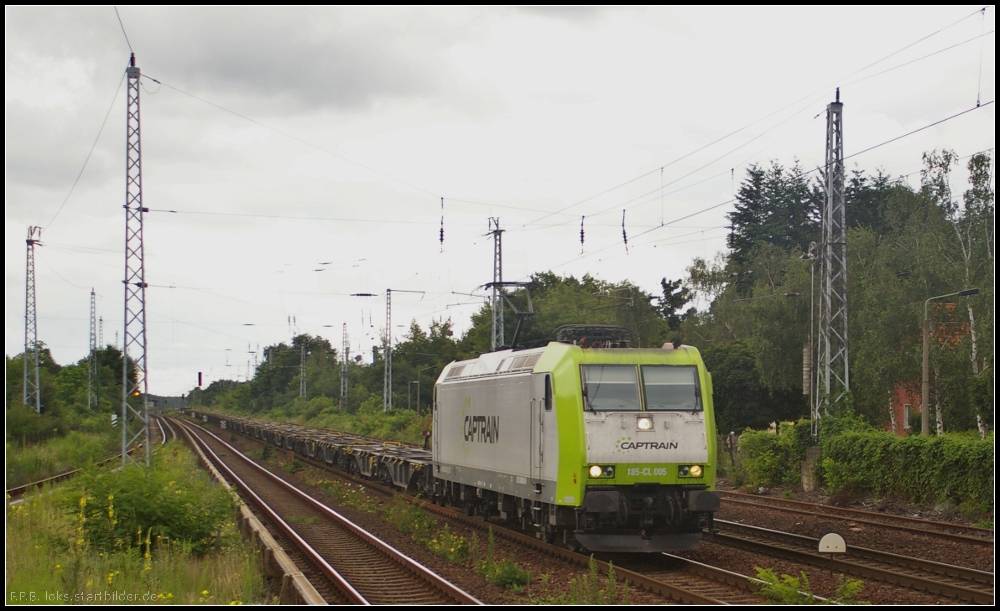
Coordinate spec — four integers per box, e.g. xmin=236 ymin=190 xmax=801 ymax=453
xmin=89 ymin=289 xmax=98 ymax=410
xmin=300 ymin=343 xmax=307 ymax=398
xmin=815 ymin=88 xmax=850 ymax=434
xmin=385 ymin=289 xmax=392 ymax=411
xmin=340 ymin=323 xmax=349 ymax=412
xmin=381 ymin=288 xmax=423 ymax=412
xmin=488 ymin=218 xmax=505 ymax=351
xmin=122 ymin=53 xmax=151 ymax=467
xmin=24 ymin=226 xmax=42 ymax=413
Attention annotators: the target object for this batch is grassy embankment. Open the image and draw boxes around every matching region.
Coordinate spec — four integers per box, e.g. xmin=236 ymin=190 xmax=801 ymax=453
xmin=6 ymin=441 xmax=269 ymax=605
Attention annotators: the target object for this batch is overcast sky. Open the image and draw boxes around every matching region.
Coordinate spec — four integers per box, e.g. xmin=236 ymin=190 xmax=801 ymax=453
xmin=5 ymin=6 xmax=995 ymax=396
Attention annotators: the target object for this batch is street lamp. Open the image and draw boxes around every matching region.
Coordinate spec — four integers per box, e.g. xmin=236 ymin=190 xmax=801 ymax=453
xmin=408 ymin=381 xmax=417 ymax=411
xmin=922 ymin=288 xmax=979 ymax=436
xmin=801 ymin=241 xmax=818 ymax=441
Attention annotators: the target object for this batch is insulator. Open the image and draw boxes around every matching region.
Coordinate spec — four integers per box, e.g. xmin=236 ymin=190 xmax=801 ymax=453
xmin=621 ymin=210 xmax=629 ymax=254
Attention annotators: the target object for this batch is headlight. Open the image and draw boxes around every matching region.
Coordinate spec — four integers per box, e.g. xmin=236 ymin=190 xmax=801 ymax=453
xmin=588 ymin=465 xmax=615 ymax=478
xmin=679 ymin=465 xmax=704 ymax=478
xmin=636 ymin=416 xmax=653 ymax=431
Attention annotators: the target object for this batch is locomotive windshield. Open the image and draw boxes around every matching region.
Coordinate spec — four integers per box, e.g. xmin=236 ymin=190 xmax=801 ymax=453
xmin=580 ymin=365 xmax=641 ymax=411
xmin=641 ymin=365 xmax=700 ymax=411
xmin=580 ymin=364 xmax=700 ymax=412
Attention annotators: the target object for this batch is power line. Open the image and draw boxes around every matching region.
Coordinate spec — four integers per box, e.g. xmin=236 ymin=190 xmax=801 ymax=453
xmin=519 ymin=8 xmax=991 ymax=232
xmin=519 ymin=100 xmax=994 ymax=278
xmin=842 ymin=7 xmax=987 ymax=81
xmin=146 ymin=207 xmax=482 ymax=225
xmin=844 ymin=101 xmax=994 ymax=163
xmin=44 ymin=73 xmax=126 ymax=230
xmin=114 ymin=6 xmax=133 ymax=54
xmin=144 ymin=76 xmax=440 ymax=200
xmin=842 ymin=30 xmax=994 ymax=89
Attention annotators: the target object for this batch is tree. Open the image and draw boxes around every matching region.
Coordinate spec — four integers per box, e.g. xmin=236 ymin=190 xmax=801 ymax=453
xmin=961 ymin=152 xmax=995 ymax=436
xmin=726 ymin=161 xmax=821 ymax=289
xmin=248 ymin=334 xmax=336 ymax=411
xmin=6 ymin=346 xmax=63 ymax=416
xmin=658 ymin=278 xmax=692 ymax=332
xmin=459 ymin=272 xmax=669 ymax=353
xmin=845 ymin=168 xmax=896 ymax=234
xmin=919 ymin=150 xmax=993 ymax=434
xmin=392 ymin=319 xmax=461 ymax=412
xmin=702 ymin=340 xmax=805 ymax=432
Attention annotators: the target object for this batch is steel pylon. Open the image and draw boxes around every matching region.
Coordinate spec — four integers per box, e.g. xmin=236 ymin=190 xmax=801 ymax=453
xmin=122 ymin=53 xmax=151 ymax=467
xmin=816 ymin=88 xmax=850 ymax=431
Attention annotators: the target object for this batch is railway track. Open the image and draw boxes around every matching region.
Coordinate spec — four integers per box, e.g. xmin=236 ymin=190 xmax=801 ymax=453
xmin=720 ymin=490 xmax=994 ymax=546
xmin=212 ymin=418 xmax=765 ymax=605
xmin=172 ymin=417 xmax=482 ymax=605
xmin=198 ymin=414 xmax=995 ymax=605
xmin=715 ymin=519 xmax=994 ymax=604
xmin=417 ymin=494 xmax=755 ymax=605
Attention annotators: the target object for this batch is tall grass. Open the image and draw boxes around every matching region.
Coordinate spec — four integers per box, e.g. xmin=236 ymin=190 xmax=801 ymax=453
xmin=6 ymin=449 xmax=269 ymax=605
xmin=6 ymin=429 xmax=119 ymax=488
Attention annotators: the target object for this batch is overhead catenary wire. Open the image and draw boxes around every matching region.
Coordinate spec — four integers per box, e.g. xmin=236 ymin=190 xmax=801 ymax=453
xmin=507 ymin=98 xmax=995 ymax=283
xmin=517 ymin=8 xmax=992 ymax=233
xmin=541 ymin=101 xmax=994 ymax=274
xmin=115 ymin=7 xmax=989 ymax=247
xmin=143 ymin=75 xmax=441 ymax=201
xmin=14 ymin=7 xmax=993 ymax=392
xmin=43 ymin=72 xmax=126 ymax=230
xmin=979 ymin=8 xmax=988 ymax=106
xmin=114 ymin=6 xmax=133 ymax=54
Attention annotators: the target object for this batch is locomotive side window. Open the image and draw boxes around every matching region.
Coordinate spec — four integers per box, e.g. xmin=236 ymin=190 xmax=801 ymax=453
xmin=641 ymin=365 xmax=700 ymax=411
xmin=580 ymin=365 xmax=640 ymax=411
xmin=544 ymin=374 xmax=553 ymax=411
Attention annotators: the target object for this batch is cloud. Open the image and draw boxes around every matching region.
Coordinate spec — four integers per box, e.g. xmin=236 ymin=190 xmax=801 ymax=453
xmin=112 ymin=7 xmax=496 ymax=117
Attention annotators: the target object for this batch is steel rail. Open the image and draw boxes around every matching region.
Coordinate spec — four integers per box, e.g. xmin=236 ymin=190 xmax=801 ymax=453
xmin=720 ymin=491 xmax=994 ymax=544
xmin=716 ymin=519 xmax=994 ymax=604
xmin=174 ymin=418 xmax=370 ymax=605
xmin=177 ymin=418 xmax=482 ymax=605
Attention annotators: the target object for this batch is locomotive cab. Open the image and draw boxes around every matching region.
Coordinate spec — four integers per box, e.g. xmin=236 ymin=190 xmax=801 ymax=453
xmin=568 ymin=353 xmax=720 ymax=551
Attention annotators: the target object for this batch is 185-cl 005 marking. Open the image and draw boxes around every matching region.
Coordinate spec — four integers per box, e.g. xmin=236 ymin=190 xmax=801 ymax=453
xmin=626 ymin=467 xmax=669 ymax=476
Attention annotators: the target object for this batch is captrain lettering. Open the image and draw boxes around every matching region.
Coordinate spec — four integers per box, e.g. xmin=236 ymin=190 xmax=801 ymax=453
xmin=464 ymin=415 xmax=500 ymax=443
xmin=620 ymin=441 xmax=678 ymax=450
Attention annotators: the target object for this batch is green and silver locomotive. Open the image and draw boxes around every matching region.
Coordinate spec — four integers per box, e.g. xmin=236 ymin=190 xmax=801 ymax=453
xmin=430 ymin=327 xmax=719 ymax=552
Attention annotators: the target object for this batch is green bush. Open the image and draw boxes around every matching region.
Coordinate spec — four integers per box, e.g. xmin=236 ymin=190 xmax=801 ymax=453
xmin=754 ymin=567 xmax=866 ymax=604
xmin=426 ymin=525 xmax=470 ymax=563
xmin=547 ymin=556 xmax=630 ymax=605
xmin=481 ymin=557 xmax=531 ymax=590
xmin=6 ymin=429 xmax=118 ymax=488
xmin=730 ymin=414 xmax=993 ymax=516
xmin=476 ymin=527 xmax=531 ymax=590
xmin=820 ymin=422 xmax=993 ymax=513
xmin=65 ymin=443 xmax=237 ymax=554
xmin=382 ymin=496 xmax=437 ymax=544
xmin=736 ymin=421 xmax=808 ymax=488
xmin=6 ymin=404 xmax=66 ymax=444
